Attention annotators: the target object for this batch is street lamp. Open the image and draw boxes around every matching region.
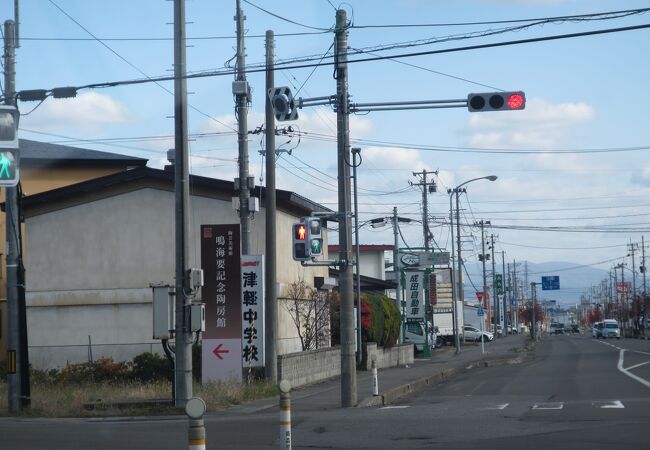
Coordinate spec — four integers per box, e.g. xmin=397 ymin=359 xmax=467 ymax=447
xmin=448 ymin=175 xmax=497 ymax=355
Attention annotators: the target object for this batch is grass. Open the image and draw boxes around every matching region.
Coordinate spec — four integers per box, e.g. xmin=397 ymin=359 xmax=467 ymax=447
xmin=0 ymin=378 xmax=279 ymax=417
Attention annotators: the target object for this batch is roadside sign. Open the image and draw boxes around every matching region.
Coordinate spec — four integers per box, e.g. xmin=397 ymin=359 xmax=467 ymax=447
xmin=241 ymin=255 xmax=265 ymax=369
xmin=541 ymin=276 xmax=560 ymax=290
xmin=477 ymin=306 xmax=484 ymax=317
xmin=405 ymin=271 xmax=425 ymax=321
xmin=399 ymin=251 xmax=450 ymax=269
xmin=476 ymin=291 xmax=484 ymax=302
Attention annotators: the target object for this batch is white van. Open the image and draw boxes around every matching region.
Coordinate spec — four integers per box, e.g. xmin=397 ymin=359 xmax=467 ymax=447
xmin=404 ymin=320 xmax=437 ymax=352
xmin=601 ymin=319 xmax=621 ymax=339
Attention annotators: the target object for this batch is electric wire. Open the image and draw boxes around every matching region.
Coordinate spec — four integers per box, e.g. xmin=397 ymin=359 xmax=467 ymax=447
xmin=242 ymin=0 xmax=334 ymax=31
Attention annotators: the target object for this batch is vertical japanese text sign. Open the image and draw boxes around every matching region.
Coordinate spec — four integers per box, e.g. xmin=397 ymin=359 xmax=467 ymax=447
xmin=201 ymin=225 xmax=242 ymax=382
xmin=241 ymin=255 xmax=265 ymax=369
xmin=405 ymin=271 xmax=425 ymax=321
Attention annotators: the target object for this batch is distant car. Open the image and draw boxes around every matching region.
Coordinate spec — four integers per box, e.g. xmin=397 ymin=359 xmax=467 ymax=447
xmin=508 ymin=325 xmax=518 ymax=334
xmin=463 ymin=325 xmax=493 ymax=342
xmin=601 ymin=319 xmax=621 ymax=339
xmin=550 ymin=323 xmax=564 ymax=335
xmin=592 ymin=322 xmax=603 ymax=338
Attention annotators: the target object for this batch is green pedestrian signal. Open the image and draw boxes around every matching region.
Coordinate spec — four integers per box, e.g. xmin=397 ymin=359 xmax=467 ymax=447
xmin=0 ymin=105 xmax=19 ymax=187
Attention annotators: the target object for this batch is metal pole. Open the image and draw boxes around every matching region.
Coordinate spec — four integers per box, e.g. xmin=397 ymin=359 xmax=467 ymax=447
xmin=421 ymin=170 xmax=430 ymax=251
xmin=236 ymin=0 xmax=251 ymax=254
xmin=371 ymin=356 xmax=379 ymax=396
xmin=264 ymin=30 xmax=278 ymax=383
xmin=455 ymin=189 xmax=464 ymax=344
xmin=448 ymin=192 xmax=460 ymax=354
xmin=173 ymin=0 xmax=192 ymax=406
xmin=335 ymin=9 xmax=356 ymax=407
xmin=4 ymin=19 xmax=21 ymax=414
xmin=630 ymin=242 xmax=637 ymax=333
xmin=352 ymin=148 xmax=362 ymax=366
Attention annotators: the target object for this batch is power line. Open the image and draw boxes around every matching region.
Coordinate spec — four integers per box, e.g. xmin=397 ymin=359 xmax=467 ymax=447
xmin=18 ymin=22 xmax=649 ymax=99
xmin=20 ymin=31 xmax=329 ymax=42
xmin=350 ymin=8 xmax=650 ymax=29
xmin=242 ymin=0 xmax=333 ymax=31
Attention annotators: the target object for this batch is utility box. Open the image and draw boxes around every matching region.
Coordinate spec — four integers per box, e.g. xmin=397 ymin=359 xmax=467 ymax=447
xmin=152 ymin=285 xmax=175 ymax=339
xmin=190 ymin=303 xmax=206 ymax=333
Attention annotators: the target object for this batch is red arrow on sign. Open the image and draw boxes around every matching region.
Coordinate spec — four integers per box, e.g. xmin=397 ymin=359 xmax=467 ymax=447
xmin=212 ymin=343 xmax=230 ymax=360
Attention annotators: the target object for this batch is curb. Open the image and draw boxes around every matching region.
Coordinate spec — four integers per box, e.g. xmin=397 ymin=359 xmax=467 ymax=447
xmin=357 ymin=353 xmax=528 ymax=408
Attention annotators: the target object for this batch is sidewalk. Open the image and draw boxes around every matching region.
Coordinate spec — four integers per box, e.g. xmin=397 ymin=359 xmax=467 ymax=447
xmin=229 ymin=333 xmax=533 ymax=414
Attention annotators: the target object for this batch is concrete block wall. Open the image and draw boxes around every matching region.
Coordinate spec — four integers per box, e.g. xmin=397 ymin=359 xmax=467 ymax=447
xmin=277 ymin=346 xmax=341 ymax=389
xmin=364 ymin=343 xmax=414 ymax=370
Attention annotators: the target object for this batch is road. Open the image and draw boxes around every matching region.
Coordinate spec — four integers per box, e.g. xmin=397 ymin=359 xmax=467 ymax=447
xmin=1 ymin=333 xmax=649 ymax=449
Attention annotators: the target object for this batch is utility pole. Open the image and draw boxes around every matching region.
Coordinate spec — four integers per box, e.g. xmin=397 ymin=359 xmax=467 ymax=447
xmin=4 ymin=18 xmax=22 ymax=414
xmin=235 ymin=0 xmax=252 ymax=254
xmin=455 ymin=190 xmax=463 ymax=336
xmin=352 ymin=148 xmax=362 ymax=365
xmin=642 ymin=236 xmax=647 ymax=336
xmin=512 ymin=259 xmax=518 ymax=329
xmin=173 ymin=0 xmax=192 ymax=406
xmin=264 ymin=30 xmax=277 ymax=383
xmin=448 ymin=193 xmax=460 ymax=354
xmin=411 ymin=169 xmax=437 ymax=251
xmin=501 ymin=251 xmax=507 ymax=336
xmin=393 ymin=208 xmax=403 ymax=342
xmin=628 ymin=242 xmax=638 ymax=320
xmin=335 ymin=9 xmax=356 ymax=407
xmin=476 ymin=220 xmax=490 ymax=330
xmin=531 ymin=282 xmax=537 ymax=340
xmin=489 ymin=234 xmax=497 ymax=337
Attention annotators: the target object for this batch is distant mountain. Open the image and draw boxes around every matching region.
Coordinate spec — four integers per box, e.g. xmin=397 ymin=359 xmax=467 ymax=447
xmin=464 ymin=261 xmax=609 ymax=307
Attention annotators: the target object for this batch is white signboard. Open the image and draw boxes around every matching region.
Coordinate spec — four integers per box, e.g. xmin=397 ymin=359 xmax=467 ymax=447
xmin=498 ymin=294 xmax=505 ymax=327
xmin=241 ymin=255 xmax=265 ymax=368
xmin=400 ymin=251 xmax=450 ymax=268
xmin=202 ymin=338 xmax=241 ymax=382
xmin=405 ymin=271 xmax=425 ymax=321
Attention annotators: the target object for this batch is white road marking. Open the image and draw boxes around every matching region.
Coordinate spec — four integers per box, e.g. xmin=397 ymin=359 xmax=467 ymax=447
xmin=617 ymin=349 xmax=650 ymax=389
xmin=490 ymin=403 xmax=509 ymax=410
xmin=625 ymin=361 xmax=650 ymax=371
xmin=598 ymin=400 xmax=625 ymax=409
xmin=532 ymin=402 xmax=564 ymax=410
xmin=379 ymin=406 xmax=410 ymax=410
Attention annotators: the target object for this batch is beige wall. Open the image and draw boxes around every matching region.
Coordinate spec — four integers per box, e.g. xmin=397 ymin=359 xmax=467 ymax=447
xmin=0 ymin=165 xmax=128 ymax=362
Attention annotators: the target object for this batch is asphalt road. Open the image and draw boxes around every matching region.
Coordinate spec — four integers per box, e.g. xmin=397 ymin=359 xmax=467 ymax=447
xmin=1 ymin=333 xmax=649 ymax=449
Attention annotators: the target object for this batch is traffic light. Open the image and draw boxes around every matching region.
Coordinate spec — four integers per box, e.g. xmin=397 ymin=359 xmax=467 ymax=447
xmin=268 ymin=86 xmax=299 ymax=122
xmin=306 ymin=217 xmax=323 ymax=256
xmin=0 ymin=105 xmax=19 ymax=187
xmin=467 ymin=91 xmax=525 ymax=112
xmin=292 ymin=222 xmax=309 ymax=261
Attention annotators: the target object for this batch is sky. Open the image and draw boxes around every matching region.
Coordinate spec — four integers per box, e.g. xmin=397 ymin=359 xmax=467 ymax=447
xmin=7 ymin=0 xmax=650 ymax=303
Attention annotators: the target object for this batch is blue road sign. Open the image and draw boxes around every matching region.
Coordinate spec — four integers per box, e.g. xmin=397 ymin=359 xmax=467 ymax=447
xmin=477 ymin=306 xmax=485 ymax=317
xmin=541 ymin=276 xmax=560 ymax=290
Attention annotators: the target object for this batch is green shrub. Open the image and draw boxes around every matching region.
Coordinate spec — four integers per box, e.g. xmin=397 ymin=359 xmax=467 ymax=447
xmin=132 ymin=352 xmax=172 ymax=382
xmin=57 ymin=357 xmax=130 ymax=384
xmin=362 ymin=293 xmax=400 ymax=348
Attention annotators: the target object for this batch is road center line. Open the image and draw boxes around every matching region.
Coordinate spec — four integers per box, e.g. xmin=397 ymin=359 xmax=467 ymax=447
xmin=624 ymin=361 xmax=650 ymax=371
xmin=617 ymin=349 xmax=650 ymax=389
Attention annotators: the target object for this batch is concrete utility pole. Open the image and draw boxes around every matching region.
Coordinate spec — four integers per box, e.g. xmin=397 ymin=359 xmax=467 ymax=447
xmin=512 ymin=259 xmax=518 ymax=328
xmin=264 ymin=30 xmax=277 ymax=383
xmin=392 ymin=207 xmax=404 ymax=343
xmin=352 ymin=148 xmax=362 ymax=365
xmin=334 ymin=9 xmax=356 ymax=407
xmin=642 ymin=236 xmax=647 ymax=335
xmin=490 ymin=234 xmax=497 ymax=337
xmin=502 ymin=251 xmax=507 ymax=335
xmin=476 ymin=220 xmax=490 ymax=330
xmin=173 ymin=0 xmax=192 ymax=406
xmin=235 ymin=0 xmax=252 ymax=254
xmin=411 ymin=169 xmax=437 ymax=251
xmin=4 ymin=18 xmax=22 ymax=414
xmin=448 ymin=193 xmax=460 ymax=354
xmin=628 ymin=241 xmax=638 ymax=305
xmin=531 ymin=282 xmax=537 ymax=340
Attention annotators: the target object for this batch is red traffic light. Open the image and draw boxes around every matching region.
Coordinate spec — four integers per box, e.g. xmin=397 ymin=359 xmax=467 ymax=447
xmin=467 ymin=91 xmax=526 ymax=112
xmin=295 ymin=223 xmax=307 ymax=241
xmin=507 ymin=93 xmax=524 ymax=110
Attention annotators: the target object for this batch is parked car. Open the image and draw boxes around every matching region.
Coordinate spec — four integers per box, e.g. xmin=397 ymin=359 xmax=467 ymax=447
xmin=404 ymin=320 xmax=438 ymax=352
xmin=592 ymin=322 xmax=603 ymax=338
xmin=601 ymin=319 xmax=621 ymax=339
xmin=463 ymin=325 xmax=494 ymax=342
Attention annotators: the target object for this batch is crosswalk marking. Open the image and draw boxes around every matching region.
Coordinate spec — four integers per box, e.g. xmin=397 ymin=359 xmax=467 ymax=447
xmin=532 ymin=402 xmax=564 ymax=410
xmin=594 ymin=400 xmax=625 ymax=409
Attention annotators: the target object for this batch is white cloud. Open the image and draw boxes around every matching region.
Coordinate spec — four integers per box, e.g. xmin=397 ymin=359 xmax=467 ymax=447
xmin=465 ymin=98 xmax=595 ymax=149
xmin=22 ymin=92 xmax=131 ymax=132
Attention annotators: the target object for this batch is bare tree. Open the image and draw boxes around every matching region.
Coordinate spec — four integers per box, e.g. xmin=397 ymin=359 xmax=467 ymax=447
xmin=282 ymin=280 xmax=332 ymax=351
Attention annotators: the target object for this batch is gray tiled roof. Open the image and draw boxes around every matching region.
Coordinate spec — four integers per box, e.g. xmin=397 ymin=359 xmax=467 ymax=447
xmin=19 ymin=139 xmax=148 ymax=166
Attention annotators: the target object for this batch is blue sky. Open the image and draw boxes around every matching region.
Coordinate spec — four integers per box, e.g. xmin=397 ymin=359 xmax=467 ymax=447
xmin=8 ymin=0 xmax=650 ymax=301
